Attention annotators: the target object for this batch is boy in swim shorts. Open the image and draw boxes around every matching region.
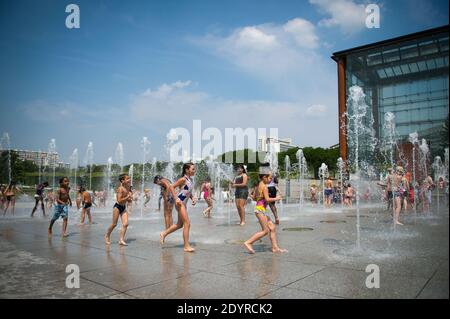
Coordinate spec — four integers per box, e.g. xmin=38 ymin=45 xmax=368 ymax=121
xmin=48 ymin=177 xmax=72 ymax=237
xmin=105 ymin=174 xmax=132 ymax=246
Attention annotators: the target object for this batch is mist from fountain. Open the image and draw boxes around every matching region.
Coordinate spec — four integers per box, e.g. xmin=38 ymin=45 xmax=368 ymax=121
xmin=140 ymin=137 xmax=151 ymax=218
xmin=115 ymin=142 xmax=124 ymax=173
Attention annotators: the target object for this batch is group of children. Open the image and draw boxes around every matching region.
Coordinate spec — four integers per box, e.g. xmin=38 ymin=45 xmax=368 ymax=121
xmin=77 ymin=162 xmax=286 ymax=254
xmin=309 ymin=180 xmax=355 ymax=207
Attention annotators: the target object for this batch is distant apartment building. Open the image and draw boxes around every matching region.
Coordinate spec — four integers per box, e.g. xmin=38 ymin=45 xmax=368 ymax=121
xmin=13 ymin=149 xmax=70 ymax=169
xmin=258 ymin=136 xmax=296 ymax=153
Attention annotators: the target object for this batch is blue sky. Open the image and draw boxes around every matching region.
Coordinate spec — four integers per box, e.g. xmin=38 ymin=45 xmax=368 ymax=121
xmin=0 ymin=0 xmax=448 ymax=165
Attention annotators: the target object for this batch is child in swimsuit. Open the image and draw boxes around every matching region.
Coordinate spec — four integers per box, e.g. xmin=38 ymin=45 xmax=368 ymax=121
xmin=243 ymin=166 xmax=287 ymax=254
xmin=80 ymin=186 xmax=93 ymax=224
xmin=160 ymin=163 xmax=196 ymax=252
xmin=201 ymin=178 xmax=213 ymax=218
xmin=3 ymin=181 xmax=21 ymax=216
xmin=105 ymin=174 xmax=132 ymax=246
xmin=48 ymin=177 xmax=72 ymax=237
xmin=154 ymin=175 xmax=178 ymax=229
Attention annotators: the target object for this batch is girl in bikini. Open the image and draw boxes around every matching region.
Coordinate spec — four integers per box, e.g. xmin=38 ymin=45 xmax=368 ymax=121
xmin=244 ymin=165 xmax=287 ymax=254
xmin=160 ymin=163 xmax=197 ymax=252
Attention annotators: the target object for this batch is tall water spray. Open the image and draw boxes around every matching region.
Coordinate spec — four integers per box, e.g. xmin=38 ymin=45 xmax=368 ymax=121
xmin=285 ymin=155 xmax=291 ymax=204
xmin=70 ymin=148 xmax=79 ymax=195
xmin=445 ymin=148 xmax=449 ymax=182
xmin=296 ymin=149 xmax=307 ymax=208
xmin=115 ymin=142 xmax=124 ymax=172
xmin=345 ymin=86 xmax=377 ymax=249
xmin=337 ymin=157 xmax=345 ymax=206
xmin=129 ymin=164 xmax=134 ymax=187
xmin=107 ymin=157 xmax=113 ymax=200
xmin=318 ymin=163 xmax=329 ymax=207
xmin=383 ymin=112 xmax=398 ymax=222
xmin=383 ymin=112 xmax=397 ymax=169
xmin=1 ymin=133 xmax=12 ymax=184
xmin=432 ymin=156 xmax=444 ymax=214
xmin=85 ymin=142 xmax=94 ymax=190
xmin=408 ymin=132 xmax=419 ymax=220
xmin=140 ymin=137 xmax=151 ymax=217
xmin=48 ymin=139 xmax=57 ymax=189
xmin=419 ymin=139 xmax=429 ymax=181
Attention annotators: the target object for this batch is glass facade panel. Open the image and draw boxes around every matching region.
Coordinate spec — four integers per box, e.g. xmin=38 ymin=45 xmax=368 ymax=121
xmin=342 ymin=29 xmax=449 ymax=161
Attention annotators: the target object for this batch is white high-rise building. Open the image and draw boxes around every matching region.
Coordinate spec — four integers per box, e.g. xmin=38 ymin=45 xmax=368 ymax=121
xmin=258 ymin=136 xmax=295 ymax=152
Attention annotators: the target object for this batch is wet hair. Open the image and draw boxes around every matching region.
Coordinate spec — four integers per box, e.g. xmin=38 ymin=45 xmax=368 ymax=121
xmin=236 ymin=164 xmax=246 ymax=174
xmin=79 ymin=186 xmax=86 ymax=193
xmin=43 ymin=181 xmax=49 ymax=187
xmin=182 ymin=162 xmax=194 ymax=176
xmin=119 ymin=173 xmax=128 ymax=182
xmin=153 ymin=175 xmax=163 ymax=184
xmin=59 ymin=177 xmax=68 ymax=184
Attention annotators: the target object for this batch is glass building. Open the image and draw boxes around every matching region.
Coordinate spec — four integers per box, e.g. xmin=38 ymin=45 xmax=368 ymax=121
xmin=332 ymin=25 xmax=449 ymax=162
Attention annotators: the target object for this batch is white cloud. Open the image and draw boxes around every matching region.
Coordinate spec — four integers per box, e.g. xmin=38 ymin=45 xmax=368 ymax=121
xmin=306 ymin=104 xmax=328 ymax=117
xmin=235 ymin=26 xmax=278 ymax=50
xmin=310 ymin=0 xmax=368 ymax=34
xmin=129 ymin=81 xmax=337 ymax=150
xmin=283 ymin=18 xmax=319 ymax=49
xmin=190 ymin=17 xmax=336 ymax=103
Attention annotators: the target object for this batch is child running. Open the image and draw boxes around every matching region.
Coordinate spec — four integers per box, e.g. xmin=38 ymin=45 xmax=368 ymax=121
xmin=244 ymin=166 xmax=287 ymax=254
xmin=201 ymin=177 xmax=213 ymax=218
xmin=159 ymin=163 xmax=196 ymax=252
xmin=80 ymin=186 xmax=93 ymax=224
xmin=105 ymin=174 xmax=132 ymax=245
xmin=48 ymin=177 xmax=72 ymax=237
xmin=153 ymin=175 xmax=178 ymax=229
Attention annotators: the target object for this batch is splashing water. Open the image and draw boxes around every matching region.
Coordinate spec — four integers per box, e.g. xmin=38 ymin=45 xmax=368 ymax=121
xmin=85 ymin=142 xmax=94 ymax=190
xmin=48 ymin=139 xmax=57 ymax=189
xmin=296 ymin=149 xmax=308 ymax=208
xmin=70 ymin=148 xmax=79 ymax=194
xmin=408 ymin=132 xmax=419 ymax=221
xmin=337 ymin=157 xmax=345 ymax=207
xmin=432 ymin=156 xmax=444 ymax=214
xmin=419 ymin=139 xmax=429 ymax=181
xmin=344 ymin=85 xmax=378 ymax=250
xmin=129 ymin=164 xmax=134 ymax=187
xmin=285 ymin=155 xmax=291 ymax=204
xmin=140 ymin=137 xmax=151 ymax=217
xmin=318 ymin=163 xmax=329 ymax=207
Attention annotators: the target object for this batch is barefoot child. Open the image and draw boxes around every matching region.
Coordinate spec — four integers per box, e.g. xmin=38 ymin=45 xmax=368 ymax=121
xmin=201 ymin=178 xmax=213 ymax=218
xmin=153 ymin=175 xmax=178 ymax=229
xmin=105 ymin=174 xmax=132 ymax=246
xmin=80 ymin=186 xmax=93 ymax=224
xmin=48 ymin=177 xmax=72 ymax=237
xmin=31 ymin=181 xmax=49 ymax=217
xmin=160 ymin=163 xmax=196 ymax=252
xmin=244 ymin=166 xmax=287 ymax=254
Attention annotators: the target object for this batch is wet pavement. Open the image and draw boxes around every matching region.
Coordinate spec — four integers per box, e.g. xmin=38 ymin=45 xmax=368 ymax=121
xmin=0 ymin=199 xmax=448 ymax=299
